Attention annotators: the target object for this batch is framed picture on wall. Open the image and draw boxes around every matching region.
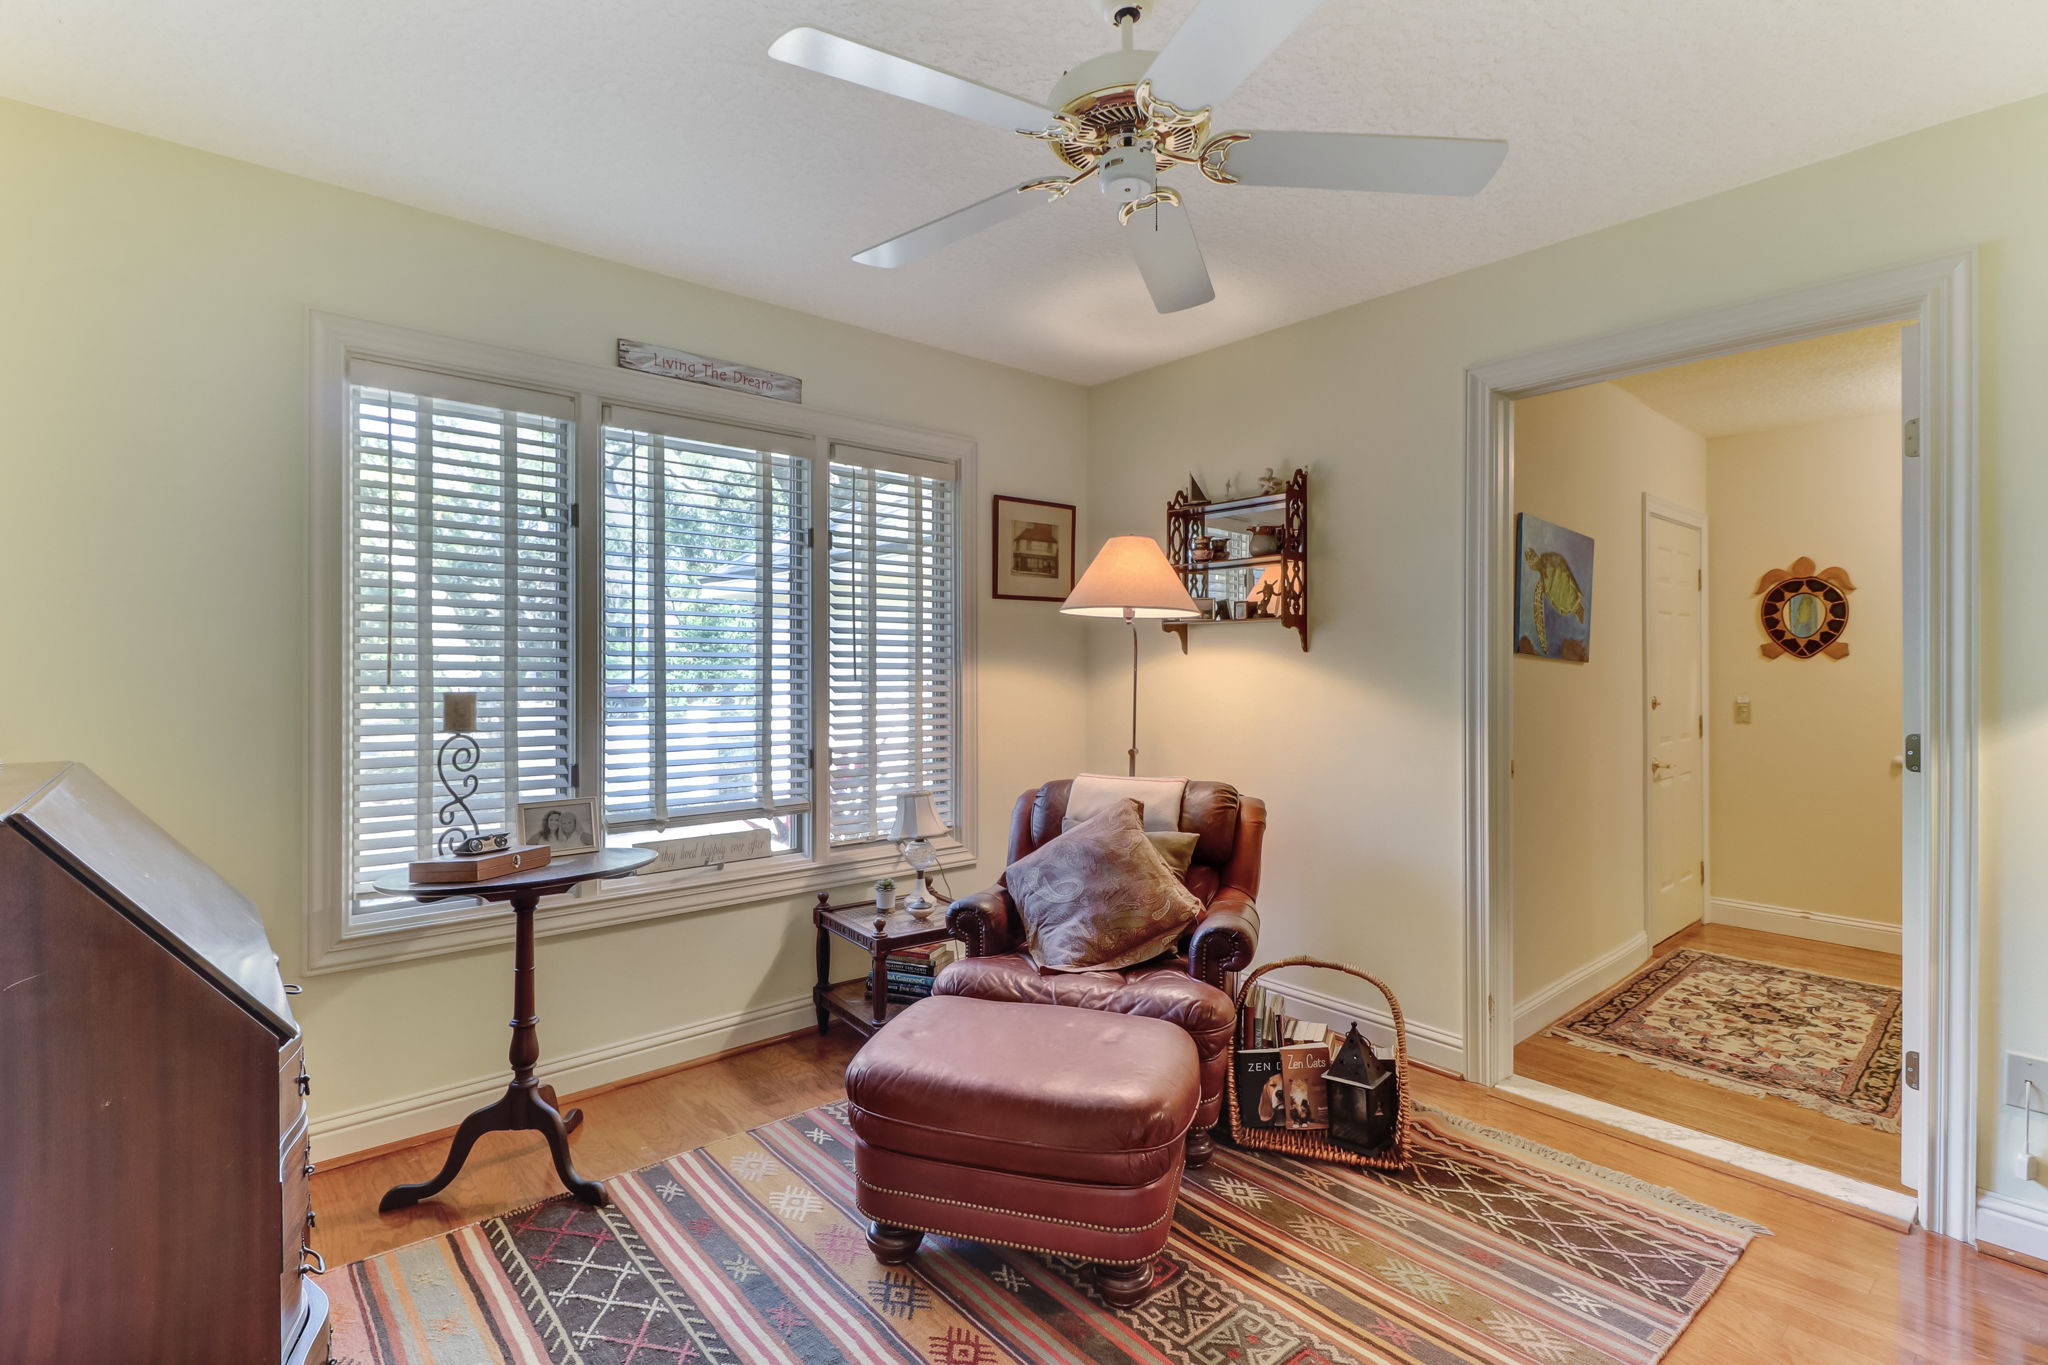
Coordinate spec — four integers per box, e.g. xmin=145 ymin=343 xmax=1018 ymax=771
xmin=991 ymin=495 xmax=1077 ymax=601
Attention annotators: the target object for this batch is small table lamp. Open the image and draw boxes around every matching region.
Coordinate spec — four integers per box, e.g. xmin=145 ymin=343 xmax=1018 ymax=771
xmin=1061 ymin=535 xmax=1199 ymax=776
xmin=894 ymin=790 xmax=950 ymax=916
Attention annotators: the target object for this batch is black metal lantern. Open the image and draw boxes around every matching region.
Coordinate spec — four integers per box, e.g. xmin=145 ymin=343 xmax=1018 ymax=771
xmin=1323 ymin=1023 xmax=1397 ymax=1152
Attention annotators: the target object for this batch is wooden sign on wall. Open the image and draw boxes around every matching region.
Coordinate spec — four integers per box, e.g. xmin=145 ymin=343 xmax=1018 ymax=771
xmin=617 ymin=339 xmax=802 ymax=404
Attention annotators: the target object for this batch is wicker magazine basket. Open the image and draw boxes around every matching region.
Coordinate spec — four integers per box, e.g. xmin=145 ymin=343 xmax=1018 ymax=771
xmin=1225 ymin=956 xmax=1414 ymax=1170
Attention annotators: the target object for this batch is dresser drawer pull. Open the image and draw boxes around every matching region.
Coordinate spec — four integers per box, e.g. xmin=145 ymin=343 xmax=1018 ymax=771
xmin=303 ymin=1161 xmax=317 ymax=1176
xmin=306 ymin=1209 xmax=317 ymax=1228
xmin=283 ymin=983 xmax=303 ymax=995
xmin=299 ymin=1246 xmax=326 ymax=1276
xmin=296 ymin=1071 xmax=311 ymax=1096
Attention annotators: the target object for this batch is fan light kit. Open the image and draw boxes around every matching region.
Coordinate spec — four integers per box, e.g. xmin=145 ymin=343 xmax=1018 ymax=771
xmin=770 ymin=0 xmax=1507 ymax=314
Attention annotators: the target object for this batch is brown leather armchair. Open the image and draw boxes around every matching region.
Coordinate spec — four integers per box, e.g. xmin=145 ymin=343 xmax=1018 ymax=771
xmin=938 ymin=779 xmax=1264 ymax=1165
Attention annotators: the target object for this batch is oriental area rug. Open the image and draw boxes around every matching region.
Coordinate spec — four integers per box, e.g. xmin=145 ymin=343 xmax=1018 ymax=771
xmin=329 ymin=1101 xmax=1762 ymax=1365
xmin=1547 ymin=949 xmax=1902 ymax=1133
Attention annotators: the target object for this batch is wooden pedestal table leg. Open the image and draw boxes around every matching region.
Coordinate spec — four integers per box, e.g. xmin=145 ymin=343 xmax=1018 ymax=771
xmin=814 ymin=917 xmax=831 ymax=1035
xmin=380 ymin=891 xmax=605 ymax=1211
xmin=1093 ymin=1261 xmax=1155 ymax=1309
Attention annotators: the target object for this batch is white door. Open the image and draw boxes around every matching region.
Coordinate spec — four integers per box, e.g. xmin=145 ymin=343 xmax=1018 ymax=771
xmin=1899 ymin=322 xmax=1927 ymax=1193
xmin=1644 ymin=504 xmax=1706 ymax=945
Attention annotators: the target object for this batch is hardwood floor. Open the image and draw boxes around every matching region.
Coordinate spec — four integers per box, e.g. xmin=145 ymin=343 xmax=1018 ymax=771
xmin=311 ymin=1020 xmax=2048 ymax=1362
xmin=1516 ymin=922 xmax=1907 ymax=1189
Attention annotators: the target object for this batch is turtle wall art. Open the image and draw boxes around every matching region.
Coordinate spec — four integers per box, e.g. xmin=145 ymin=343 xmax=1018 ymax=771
xmin=1755 ymin=556 xmax=1854 ymax=659
xmin=1515 ymin=513 xmax=1595 ymax=661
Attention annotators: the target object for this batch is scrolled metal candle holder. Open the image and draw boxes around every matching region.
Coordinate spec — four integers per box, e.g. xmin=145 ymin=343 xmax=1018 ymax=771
xmin=435 ymin=691 xmax=483 ymax=857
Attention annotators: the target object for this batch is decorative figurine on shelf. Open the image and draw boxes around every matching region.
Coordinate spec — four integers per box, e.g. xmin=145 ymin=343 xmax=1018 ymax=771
xmin=1248 ymin=568 xmax=1281 ymax=617
xmin=1258 ymin=467 xmax=1288 ymax=496
xmin=1185 ymin=474 xmax=1211 ymax=504
xmin=1323 ymin=1023 xmax=1398 ymax=1153
xmin=435 ymin=692 xmax=489 ymax=857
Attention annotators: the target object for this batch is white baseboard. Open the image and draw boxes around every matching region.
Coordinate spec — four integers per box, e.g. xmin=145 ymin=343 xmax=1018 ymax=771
xmin=1707 ymin=897 xmax=1902 ymax=954
xmin=1977 ymin=1191 xmax=2048 ymax=1262
xmin=310 ymin=994 xmax=817 ymax=1163
xmin=1513 ymin=932 xmax=1650 ymax=1042
xmin=1255 ymin=974 xmax=1465 ymax=1075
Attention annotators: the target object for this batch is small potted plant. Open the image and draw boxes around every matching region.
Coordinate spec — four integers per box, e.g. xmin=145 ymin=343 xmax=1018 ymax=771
xmin=873 ymin=878 xmax=897 ymax=911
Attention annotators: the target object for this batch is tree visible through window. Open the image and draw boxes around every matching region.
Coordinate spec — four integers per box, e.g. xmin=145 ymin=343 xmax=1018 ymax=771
xmin=339 ymin=364 xmax=960 ymax=929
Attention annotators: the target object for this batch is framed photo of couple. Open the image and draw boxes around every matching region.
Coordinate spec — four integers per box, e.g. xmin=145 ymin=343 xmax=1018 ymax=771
xmin=991 ymin=495 xmax=1077 ymax=602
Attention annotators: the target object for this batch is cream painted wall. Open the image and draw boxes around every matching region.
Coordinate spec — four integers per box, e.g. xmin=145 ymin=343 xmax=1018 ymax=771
xmin=0 ymin=97 xmax=1092 ymax=1144
xmin=1509 ymin=384 xmax=1706 ymax=998
xmin=1086 ymin=92 xmax=2048 ymax=1214
xmin=1708 ymin=412 xmax=1903 ymax=925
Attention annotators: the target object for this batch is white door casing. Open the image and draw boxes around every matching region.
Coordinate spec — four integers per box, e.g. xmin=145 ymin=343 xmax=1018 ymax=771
xmin=1463 ymin=252 xmax=1977 ymax=1238
xmin=1643 ymin=500 xmax=1706 ymax=946
xmin=1898 ymin=320 xmax=1928 ymax=1192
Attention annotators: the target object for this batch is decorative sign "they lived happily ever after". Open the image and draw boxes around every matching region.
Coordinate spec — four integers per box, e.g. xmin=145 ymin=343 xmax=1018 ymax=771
xmin=616 ymin=339 xmax=802 ymax=404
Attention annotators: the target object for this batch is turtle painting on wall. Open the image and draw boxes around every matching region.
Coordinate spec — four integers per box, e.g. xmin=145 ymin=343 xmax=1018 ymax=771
xmin=1515 ymin=513 xmax=1594 ymax=662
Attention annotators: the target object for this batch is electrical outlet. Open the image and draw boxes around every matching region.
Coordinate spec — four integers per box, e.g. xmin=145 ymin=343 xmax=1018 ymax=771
xmin=2003 ymin=1052 xmax=2048 ymax=1109
xmin=2018 ymin=1152 xmax=2040 ymax=1182
xmin=1733 ymin=696 xmax=1752 ymax=725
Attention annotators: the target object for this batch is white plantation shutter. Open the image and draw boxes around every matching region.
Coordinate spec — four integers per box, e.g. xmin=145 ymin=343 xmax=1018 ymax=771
xmin=600 ymin=407 xmax=812 ymax=831
xmin=827 ymin=447 xmax=961 ymax=845
xmin=344 ymin=362 xmax=575 ymax=916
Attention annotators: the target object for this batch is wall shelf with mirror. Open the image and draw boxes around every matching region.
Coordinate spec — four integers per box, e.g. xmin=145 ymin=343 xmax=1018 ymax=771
xmin=1164 ymin=469 xmax=1309 ymax=652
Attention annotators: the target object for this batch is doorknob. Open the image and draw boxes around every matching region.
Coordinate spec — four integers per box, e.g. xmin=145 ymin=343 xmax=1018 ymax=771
xmin=1650 ymin=760 xmax=1673 ymax=773
xmin=1650 ymin=695 xmax=1661 ymax=709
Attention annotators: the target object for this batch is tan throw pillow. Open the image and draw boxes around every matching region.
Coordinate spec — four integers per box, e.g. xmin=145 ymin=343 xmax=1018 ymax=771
xmin=1066 ymin=773 xmax=1187 ymax=832
xmin=1008 ymin=799 xmax=1203 ymax=973
xmin=1056 ymin=821 xmax=1199 ymax=879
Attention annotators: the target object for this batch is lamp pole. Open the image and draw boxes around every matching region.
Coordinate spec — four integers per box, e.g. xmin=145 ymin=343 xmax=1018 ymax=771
xmin=1126 ymin=605 xmax=1140 ymax=776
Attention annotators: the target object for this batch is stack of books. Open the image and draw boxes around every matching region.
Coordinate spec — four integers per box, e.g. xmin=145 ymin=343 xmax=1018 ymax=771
xmin=869 ymin=939 xmax=966 ymax=1006
xmin=1233 ymin=984 xmax=1401 ymax=1153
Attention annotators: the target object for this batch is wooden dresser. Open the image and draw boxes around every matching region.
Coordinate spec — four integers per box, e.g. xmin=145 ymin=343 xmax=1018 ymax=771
xmin=0 ymin=762 xmax=330 ymax=1364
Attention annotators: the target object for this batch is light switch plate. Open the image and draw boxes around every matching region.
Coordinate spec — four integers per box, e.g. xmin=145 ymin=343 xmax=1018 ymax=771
xmin=1733 ymin=696 xmax=1752 ymax=725
xmin=2003 ymin=1052 xmax=2048 ymax=1108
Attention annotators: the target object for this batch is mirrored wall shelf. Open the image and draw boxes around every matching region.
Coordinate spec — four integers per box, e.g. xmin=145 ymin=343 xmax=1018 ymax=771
xmin=1164 ymin=469 xmax=1309 ymax=652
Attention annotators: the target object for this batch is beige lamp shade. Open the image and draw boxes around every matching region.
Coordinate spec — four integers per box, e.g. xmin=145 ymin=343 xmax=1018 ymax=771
xmin=892 ymin=790 xmax=949 ymax=842
xmin=1061 ymin=536 xmax=1200 ymax=619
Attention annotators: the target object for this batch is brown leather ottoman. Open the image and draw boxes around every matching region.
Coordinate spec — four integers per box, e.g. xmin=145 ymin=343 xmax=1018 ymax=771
xmin=845 ymin=995 xmax=1200 ymax=1307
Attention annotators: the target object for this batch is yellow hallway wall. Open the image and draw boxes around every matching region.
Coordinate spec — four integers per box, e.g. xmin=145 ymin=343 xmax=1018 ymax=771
xmin=0 ymin=96 xmax=1092 ymax=1151
xmin=1510 ymin=383 xmax=1707 ymax=1001
xmin=1085 ymin=91 xmax=2048 ymax=1214
xmin=1708 ymin=412 xmax=1904 ymax=929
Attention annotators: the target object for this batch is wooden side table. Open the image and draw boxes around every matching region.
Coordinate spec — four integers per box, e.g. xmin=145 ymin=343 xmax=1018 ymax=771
xmin=372 ymin=847 xmax=655 ymax=1211
xmin=812 ymin=892 xmax=957 ymax=1039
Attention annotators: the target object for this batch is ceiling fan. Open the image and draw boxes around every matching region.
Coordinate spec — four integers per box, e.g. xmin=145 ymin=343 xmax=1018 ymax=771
xmin=769 ymin=0 xmax=1507 ymax=314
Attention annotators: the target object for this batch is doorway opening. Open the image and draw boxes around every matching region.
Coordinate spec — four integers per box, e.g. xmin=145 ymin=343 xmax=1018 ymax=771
xmin=1506 ymin=325 xmax=1907 ymax=1194
xmin=1460 ymin=254 xmax=1979 ymax=1239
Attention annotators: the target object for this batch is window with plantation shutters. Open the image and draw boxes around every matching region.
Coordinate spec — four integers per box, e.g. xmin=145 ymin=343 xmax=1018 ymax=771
xmin=826 ymin=448 xmax=961 ymax=846
xmin=343 ymin=360 xmax=575 ymax=920
xmin=600 ymin=408 xmax=811 ymax=841
xmin=316 ymin=319 xmax=976 ymax=963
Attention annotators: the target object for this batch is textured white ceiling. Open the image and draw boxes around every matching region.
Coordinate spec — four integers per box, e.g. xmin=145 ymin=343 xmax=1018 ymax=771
xmin=1616 ymin=324 xmax=1902 ymax=439
xmin=6 ymin=2 xmax=2047 ymax=384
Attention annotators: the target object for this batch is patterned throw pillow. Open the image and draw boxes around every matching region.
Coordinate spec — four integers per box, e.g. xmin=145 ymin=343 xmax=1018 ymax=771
xmin=1007 ymin=799 xmax=1204 ymax=973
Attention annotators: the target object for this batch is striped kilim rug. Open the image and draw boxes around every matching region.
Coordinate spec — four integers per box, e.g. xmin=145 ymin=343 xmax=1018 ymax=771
xmin=1547 ymin=949 xmax=1903 ymax=1133
xmin=330 ymin=1101 xmax=1763 ymax=1365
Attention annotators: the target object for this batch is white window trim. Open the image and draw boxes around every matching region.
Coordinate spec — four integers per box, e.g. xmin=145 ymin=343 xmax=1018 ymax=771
xmin=306 ymin=312 xmax=980 ymax=974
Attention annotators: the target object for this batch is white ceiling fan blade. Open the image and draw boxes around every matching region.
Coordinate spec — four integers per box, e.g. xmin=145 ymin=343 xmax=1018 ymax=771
xmin=1141 ymin=0 xmax=1323 ymax=111
xmin=1128 ymin=202 xmax=1215 ymax=314
xmin=769 ymin=27 xmax=1048 ymax=132
xmin=854 ymin=182 xmax=1053 ymax=269
xmin=1216 ymin=130 xmax=1508 ymax=195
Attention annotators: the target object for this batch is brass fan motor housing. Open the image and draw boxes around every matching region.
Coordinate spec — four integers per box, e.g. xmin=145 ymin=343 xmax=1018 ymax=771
xmin=1047 ymin=84 xmax=1208 ymax=173
xmin=1021 ymin=80 xmax=1245 ymax=200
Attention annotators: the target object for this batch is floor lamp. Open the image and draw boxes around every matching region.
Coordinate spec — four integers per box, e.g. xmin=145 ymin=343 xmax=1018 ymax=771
xmin=1061 ymin=535 xmax=1199 ymax=777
